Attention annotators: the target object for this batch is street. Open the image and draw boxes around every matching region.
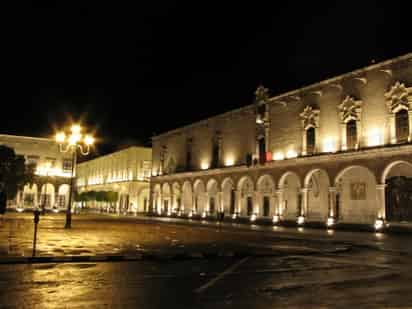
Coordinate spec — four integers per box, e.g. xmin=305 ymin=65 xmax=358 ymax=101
xmin=0 ymin=213 xmax=411 ymax=308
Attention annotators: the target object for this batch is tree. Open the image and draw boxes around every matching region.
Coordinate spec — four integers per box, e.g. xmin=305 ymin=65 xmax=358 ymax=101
xmin=0 ymin=145 xmax=35 ymax=214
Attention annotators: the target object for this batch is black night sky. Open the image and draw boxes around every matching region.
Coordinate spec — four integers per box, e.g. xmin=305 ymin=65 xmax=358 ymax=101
xmin=3 ymin=1 xmax=411 ymax=157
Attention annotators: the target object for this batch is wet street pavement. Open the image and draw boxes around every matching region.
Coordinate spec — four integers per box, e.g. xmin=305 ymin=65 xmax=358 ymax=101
xmin=0 ymin=213 xmax=412 ymax=308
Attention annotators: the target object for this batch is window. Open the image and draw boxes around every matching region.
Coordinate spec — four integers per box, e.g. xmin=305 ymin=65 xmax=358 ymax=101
xmin=211 ymin=133 xmax=221 ymax=168
xmin=58 ymin=195 xmax=66 ymax=208
xmin=186 ymin=138 xmax=193 ymax=171
xmin=27 ymin=155 xmax=39 ymax=168
xmin=24 ymin=193 xmax=35 ymax=206
xmin=395 ymin=110 xmax=409 ymax=143
xmin=258 ymin=137 xmax=266 ymax=164
xmin=63 ymin=159 xmax=72 ymax=172
xmin=346 ymin=120 xmax=357 ymax=149
xmin=306 ymin=127 xmax=316 ymax=154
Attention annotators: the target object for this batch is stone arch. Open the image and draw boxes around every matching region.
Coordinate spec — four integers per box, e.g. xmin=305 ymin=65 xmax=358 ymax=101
xmin=182 ymin=181 xmax=192 ymax=212
xmin=161 ymin=183 xmax=171 ymax=213
xmin=381 ymin=160 xmax=412 ymax=184
xmin=335 ymin=165 xmax=378 ymax=224
xmin=381 ymin=160 xmax=412 ymax=222
xmin=172 ymin=182 xmax=182 ymax=212
xmin=278 ymin=171 xmax=301 ymax=220
xmin=57 ymin=184 xmax=70 ymax=209
xmin=237 ymin=176 xmax=254 ymax=216
xmin=40 ymin=183 xmax=55 ymax=209
xmin=193 ymin=179 xmax=206 ymax=213
xmin=304 ymin=169 xmax=330 ymax=221
xmin=206 ymin=179 xmax=219 ymax=213
xmin=256 ymin=175 xmax=276 ymax=217
xmin=23 ymin=183 xmax=38 ymax=208
xmin=153 ymin=184 xmax=161 ymax=213
xmin=138 ymin=188 xmax=150 ymax=213
xmin=221 ymin=177 xmax=235 ymax=214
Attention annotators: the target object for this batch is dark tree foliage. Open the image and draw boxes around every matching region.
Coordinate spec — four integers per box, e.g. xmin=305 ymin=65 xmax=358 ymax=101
xmin=0 ymin=145 xmax=35 ymax=214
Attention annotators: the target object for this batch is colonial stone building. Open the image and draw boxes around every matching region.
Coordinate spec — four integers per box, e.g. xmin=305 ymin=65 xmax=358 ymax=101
xmin=76 ymin=146 xmax=152 ymax=213
xmin=0 ymin=134 xmax=73 ymax=211
xmin=150 ymin=53 xmax=412 ymax=227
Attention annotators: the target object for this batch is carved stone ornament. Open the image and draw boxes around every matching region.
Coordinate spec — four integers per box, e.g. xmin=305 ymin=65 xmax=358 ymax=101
xmin=241 ymin=178 xmax=254 ymax=196
xmin=338 ymin=96 xmax=362 ymax=122
xmin=385 ymin=81 xmax=411 ymax=113
xmin=299 ymin=106 xmax=320 ymax=129
xmin=255 ymin=85 xmax=270 ymax=104
xmin=259 ymin=178 xmax=274 ymax=194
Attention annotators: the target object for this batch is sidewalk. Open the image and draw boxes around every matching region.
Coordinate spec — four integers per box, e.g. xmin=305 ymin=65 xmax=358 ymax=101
xmin=111 ymin=213 xmax=412 ymax=254
xmin=0 ymin=212 xmax=344 ymax=264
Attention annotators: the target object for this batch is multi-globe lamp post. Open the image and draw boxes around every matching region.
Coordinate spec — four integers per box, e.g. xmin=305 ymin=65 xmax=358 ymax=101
xmin=55 ymin=124 xmax=95 ymax=229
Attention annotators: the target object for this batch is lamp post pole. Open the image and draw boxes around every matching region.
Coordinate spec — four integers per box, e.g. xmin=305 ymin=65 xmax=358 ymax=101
xmin=55 ymin=124 xmax=95 ymax=229
xmin=65 ymin=148 xmax=77 ymax=229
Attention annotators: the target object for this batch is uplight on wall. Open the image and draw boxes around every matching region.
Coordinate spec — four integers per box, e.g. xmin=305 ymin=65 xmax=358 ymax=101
xmin=273 ymin=152 xmax=285 ymax=161
xmin=322 ymin=138 xmax=336 ymax=153
xmin=200 ymin=162 xmax=210 ymax=170
xmin=367 ymin=128 xmax=383 ymax=147
xmin=286 ymin=149 xmax=298 ymax=159
xmin=225 ymin=157 xmax=235 ymax=166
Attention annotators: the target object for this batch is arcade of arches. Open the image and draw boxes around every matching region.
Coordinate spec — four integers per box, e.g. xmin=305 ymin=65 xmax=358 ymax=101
xmin=152 ymin=157 xmax=412 ymax=224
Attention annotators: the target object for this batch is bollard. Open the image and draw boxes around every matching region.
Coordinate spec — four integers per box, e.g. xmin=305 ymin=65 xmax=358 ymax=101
xmin=32 ymin=209 xmax=40 ymax=257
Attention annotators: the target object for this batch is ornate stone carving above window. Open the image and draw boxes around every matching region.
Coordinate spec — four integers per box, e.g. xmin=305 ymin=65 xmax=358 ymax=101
xmin=299 ymin=106 xmax=320 ymax=130
xmin=338 ymin=96 xmax=362 ymax=123
xmin=385 ymin=81 xmax=412 ymax=113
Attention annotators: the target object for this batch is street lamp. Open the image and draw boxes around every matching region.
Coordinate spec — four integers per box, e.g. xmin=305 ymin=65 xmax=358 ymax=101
xmin=55 ymin=124 xmax=95 ymax=229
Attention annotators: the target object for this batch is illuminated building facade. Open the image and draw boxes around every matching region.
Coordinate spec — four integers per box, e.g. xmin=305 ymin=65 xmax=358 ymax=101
xmin=151 ymin=53 xmax=412 ymax=226
xmin=76 ymin=146 xmax=152 ymax=213
xmin=0 ymin=134 xmax=73 ymax=211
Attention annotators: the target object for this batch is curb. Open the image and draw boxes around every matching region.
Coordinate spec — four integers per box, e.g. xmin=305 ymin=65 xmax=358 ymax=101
xmin=0 ymin=250 xmax=253 ymax=265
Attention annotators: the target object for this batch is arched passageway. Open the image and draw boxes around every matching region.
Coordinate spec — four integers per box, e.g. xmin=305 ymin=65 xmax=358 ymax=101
xmin=221 ymin=178 xmax=235 ymax=214
xmin=304 ymin=169 xmax=330 ymax=221
xmin=237 ymin=176 xmax=254 ymax=216
xmin=335 ymin=166 xmax=377 ymax=224
xmin=382 ymin=161 xmax=412 ymax=222
xmin=193 ymin=180 xmax=206 ymax=214
xmin=206 ymin=179 xmax=219 ymax=214
xmin=257 ymin=175 xmax=275 ymax=217
xmin=278 ymin=172 xmax=301 ymax=220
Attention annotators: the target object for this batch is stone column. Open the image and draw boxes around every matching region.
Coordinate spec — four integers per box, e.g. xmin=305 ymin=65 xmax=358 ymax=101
xmin=408 ymin=111 xmax=412 ymax=142
xmin=300 ymin=188 xmax=309 ymax=217
xmin=275 ymin=189 xmax=284 ymax=216
xmin=253 ymin=191 xmax=260 ymax=215
xmin=356 ymin=119 xmax=362 ymax=149
xmin=376 ymin=184 xmax=386 ymax=220
xmin=301 ymin=131 xmax=307 ymax=155
xmin=205 ymin=193 xmax=210 ymax=213
xmin=170 ymin=191 xmax=175 ymax=212
xmin=340 ymin=122 xmax=347 ymax=150
xmin=328 ymin=187 xmax=337 ymax=218
xmin=217 ymin=191 xmax=223 ymax=212
xmin=270 ymin=194 xmax=276 ymax=217
xmin=315 ymin=127 xmax=321 ymax=153
xmin=235 ymin=190 xmax=241 ymax=215
xmin=389 ymin=114 xmax=396 ymax=144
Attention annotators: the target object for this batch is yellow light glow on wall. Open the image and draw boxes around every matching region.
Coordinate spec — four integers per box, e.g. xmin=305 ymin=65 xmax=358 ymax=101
xmin=273 ymin=151 xmax=285 ymax=160
xmin=367 ymin=128 xmax=383 ymax=147
xmin=322 ymin=138 xmax=336 ymax=153
xmin=225 ymin=157 xmax=235 ymax=166
xmin=201 ymin=162 xmax=210 ymax=170
xmin=285 ymin=149 xmax=298 ymax=159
